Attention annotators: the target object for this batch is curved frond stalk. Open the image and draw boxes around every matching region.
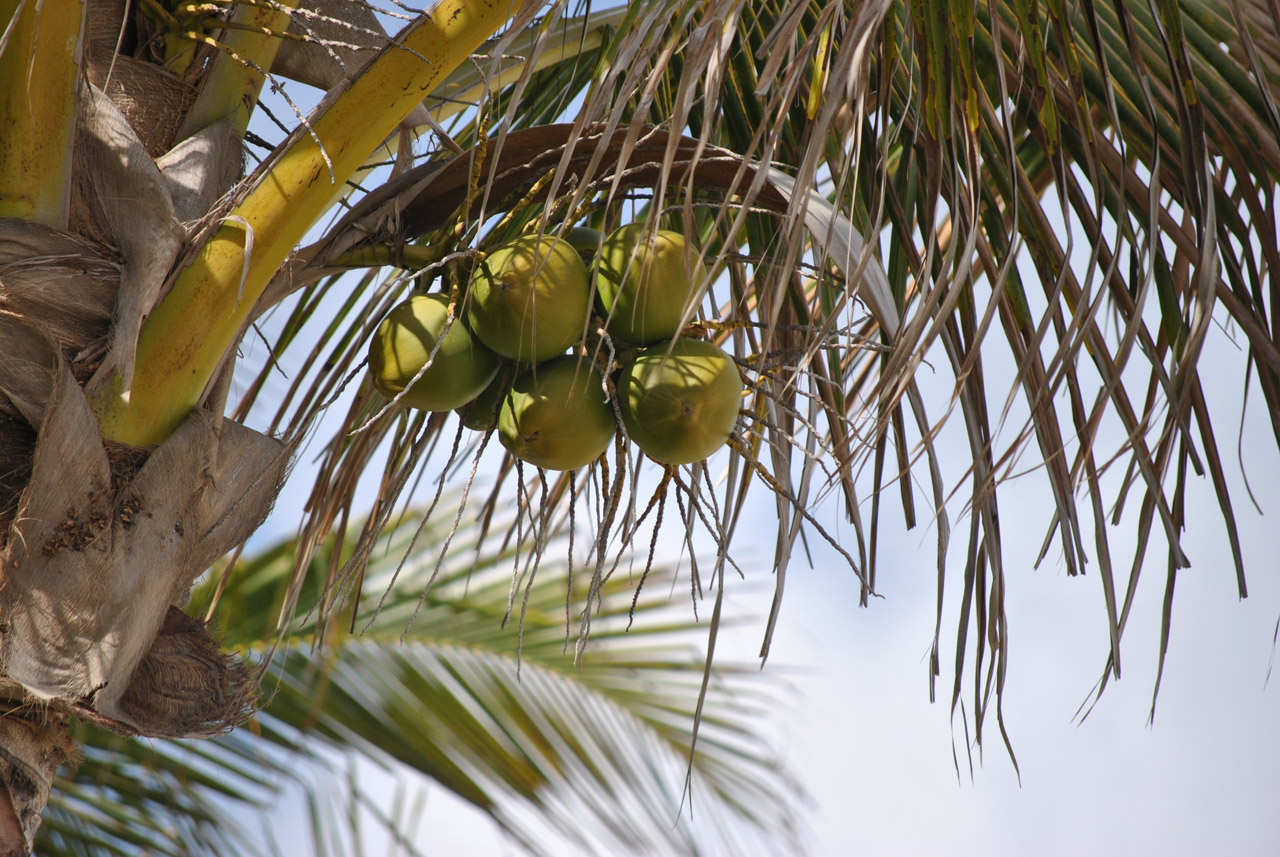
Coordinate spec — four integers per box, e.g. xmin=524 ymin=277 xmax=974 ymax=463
xmin=423 ymin=5 xmax=629 ymax=126
xmin=329 ymin=5 xmax=629 ymax=225
xmin=91 ymin=0 xmax=537 ymax=446
xmin=0 ymin=0 xmax=83 ymax=225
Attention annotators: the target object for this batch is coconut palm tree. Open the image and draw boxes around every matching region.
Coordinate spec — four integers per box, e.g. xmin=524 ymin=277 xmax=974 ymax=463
xmin=1 ymin=0 xmax=1277 ymax=851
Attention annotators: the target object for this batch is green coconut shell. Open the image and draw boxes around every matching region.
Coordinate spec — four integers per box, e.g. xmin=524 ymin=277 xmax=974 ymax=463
xmin=456 ymin=363 xmax=515 ymax=431
xmin=597 ymin=224 xmax=708 ymax=345
xmin=466 ymin=234 xmax=591 ymax=363
xmin=369 ymin=294 xmax=501 ymax=411
xmin=618 ymin=338 xmax=743 ymax=465
xmin=563 ymin=226 xmax=603 ymax=262
xmin=498 ymin=357 xmax=615 ymax=470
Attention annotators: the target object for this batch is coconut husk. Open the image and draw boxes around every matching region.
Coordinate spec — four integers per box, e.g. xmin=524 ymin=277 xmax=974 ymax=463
xmin=115 ymin=606 xmax=256 ymax=738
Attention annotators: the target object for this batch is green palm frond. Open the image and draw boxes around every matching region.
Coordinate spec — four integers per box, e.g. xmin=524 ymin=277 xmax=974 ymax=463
xmin=43 ymin=498 xmax=801 ymax=856
xmin=42 ymin=725 xmax=280 ymax=857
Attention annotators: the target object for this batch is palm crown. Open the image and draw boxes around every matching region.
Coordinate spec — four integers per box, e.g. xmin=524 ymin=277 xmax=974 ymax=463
xmin=0 ymin=0 xmax=1276 ymax=852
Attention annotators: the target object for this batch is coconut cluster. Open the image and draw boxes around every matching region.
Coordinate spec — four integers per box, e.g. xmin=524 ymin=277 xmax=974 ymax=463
xmin=367 ymin=225 xmax=744 ymax=470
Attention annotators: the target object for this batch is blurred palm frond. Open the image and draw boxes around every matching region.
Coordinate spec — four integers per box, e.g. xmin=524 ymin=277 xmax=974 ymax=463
xmin=43 ymin=499 xmax=802 ymax=857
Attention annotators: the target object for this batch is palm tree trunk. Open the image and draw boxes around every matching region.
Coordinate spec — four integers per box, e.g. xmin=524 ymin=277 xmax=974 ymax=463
xmin=0 ymin=0 xmax=523 ymax=848
xmin=0 ymin=691 xmax=75 ymax=855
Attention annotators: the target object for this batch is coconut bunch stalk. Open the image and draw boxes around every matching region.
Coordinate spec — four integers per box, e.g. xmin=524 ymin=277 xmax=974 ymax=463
xmin=233 ymin=123 xmax=886 ymax=636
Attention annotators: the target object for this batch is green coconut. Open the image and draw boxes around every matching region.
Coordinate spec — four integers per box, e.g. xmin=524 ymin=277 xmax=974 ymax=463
xmin=563 ymin=226 xmax=603 ymax=262
xmin=456 ymin=363 xmax=514 ymax=431
xmin=618 ymin=338 xmax=743 ymax=465
xmin=498 ymin=357 xmax=615 ymax=470
xmin=597 ymin=224 xmax=708 ymax=345
xmin=466 ymin=234 xmax=591 ymax=363
xmin=369 ymin=294 xmax=501 ymax=411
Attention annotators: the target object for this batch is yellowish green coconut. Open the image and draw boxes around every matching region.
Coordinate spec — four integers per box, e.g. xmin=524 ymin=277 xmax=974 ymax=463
xmin=466 ymin=234 xmax=591 ymax=363
xmin=369 ymin=294 xmax=501 ymax=411
xmin=618 ymin=338 xmax=742 ymax=465
xmin=456 ymin=363 xmax=514 ymax=431
xmin=498 ymin=357 xmax=615 ymax=470
xmin=597 ymin=224 xmax=708 ymax=345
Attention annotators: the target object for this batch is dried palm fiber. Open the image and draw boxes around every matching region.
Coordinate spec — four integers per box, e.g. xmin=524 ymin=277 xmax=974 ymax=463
xmin=0 ymin=84 xmax=169 ymax=527
xmin=80 ymin=0 xmax=242 ymax=224
xmin=71 ymin=82 xmax=185 ymax=394
xmin=0 ymin=222 xmax=117 ymax=542
xmin=0 ymin=310 xmax=288 ymax=736
xmin=0 ymin=224 xmax=280 ymax=740
xmin=0 ymin=222 xmax=117 ymax=363
xmin=84 ymin=0 xmax=130 ymax=56
xmin=115 ymin=605 xmax=255 ymax=738
xmin=83 ymin=0 xmax=195 ymax=159
xmin=83 ymin=51 xmax=195 ymax=159
xmin=0 ymin=234 xmax=282 ymax=739
xmin=0 ymin=410 xmax=34 ymax=549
